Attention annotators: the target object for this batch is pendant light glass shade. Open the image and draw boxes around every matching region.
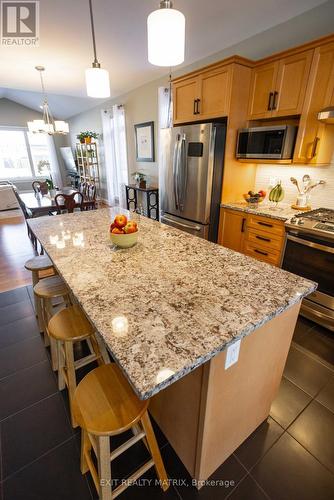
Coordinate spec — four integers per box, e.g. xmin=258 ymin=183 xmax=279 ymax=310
xmin=148 ymin=1 xmax=185 ymax=67
xmin=85 ymin=67 xmax=110 ymax=98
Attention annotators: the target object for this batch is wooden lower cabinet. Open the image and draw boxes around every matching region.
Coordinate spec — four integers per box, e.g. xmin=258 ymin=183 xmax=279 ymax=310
xmin=218 ymin=208 xmax=285 ymax=266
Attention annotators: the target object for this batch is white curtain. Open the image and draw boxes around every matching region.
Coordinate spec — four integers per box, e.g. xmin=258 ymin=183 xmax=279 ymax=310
xmin=101 ymin=105 xmax=128 ymax=207
xmin=46 ymin=135 xmax=63 ymax=188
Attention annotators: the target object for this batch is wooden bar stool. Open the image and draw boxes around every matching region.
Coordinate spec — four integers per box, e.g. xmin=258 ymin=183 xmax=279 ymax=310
xmin=24 ymin=255 xmax=54 ymax=332
xmin=48 ymin=305 xmax=109 ymax=428
xmin=73 ymin=364 xmax=169 ymax=499
xmin=34 ymin=275 xmax=71 ymax=370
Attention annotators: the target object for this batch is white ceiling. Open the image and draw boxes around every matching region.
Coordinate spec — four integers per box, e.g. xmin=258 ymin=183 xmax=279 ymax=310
xmin=0 ymin=0 xmax=326 ymax=118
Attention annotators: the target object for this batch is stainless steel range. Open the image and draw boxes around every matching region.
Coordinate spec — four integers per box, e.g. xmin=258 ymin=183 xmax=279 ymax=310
xmin=283 ymin=208 xmax=334 ymax=331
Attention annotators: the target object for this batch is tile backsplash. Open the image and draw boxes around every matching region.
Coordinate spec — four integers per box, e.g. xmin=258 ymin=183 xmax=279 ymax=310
xmin=254 ymin=158 xmax=334 ymax=209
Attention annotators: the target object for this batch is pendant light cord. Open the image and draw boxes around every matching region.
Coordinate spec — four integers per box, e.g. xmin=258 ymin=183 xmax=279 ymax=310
xmin=88 ymin=0 xmax=99 ymax=66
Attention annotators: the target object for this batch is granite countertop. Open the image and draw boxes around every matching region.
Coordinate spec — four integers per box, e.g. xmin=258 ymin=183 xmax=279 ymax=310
xmin=220 ymin=202 xmax=304 ymax=221
xmin=28 ymin=208 xmax=316 ymax=399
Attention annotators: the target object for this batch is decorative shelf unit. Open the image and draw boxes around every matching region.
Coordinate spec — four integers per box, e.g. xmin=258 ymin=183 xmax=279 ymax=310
xmin=75 ymin=142 xmax=101 ymax=195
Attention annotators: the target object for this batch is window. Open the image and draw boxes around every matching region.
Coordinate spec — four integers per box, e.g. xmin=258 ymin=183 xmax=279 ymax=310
xmin=0 ymin=128 xmax=51 ymax=180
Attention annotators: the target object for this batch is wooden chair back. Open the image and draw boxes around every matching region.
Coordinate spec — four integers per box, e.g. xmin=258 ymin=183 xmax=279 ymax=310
xmin=32 ymin=180 xmax=49 ymax=195
xmin=79 ymin=182 xmax=88 ymax=197
xmin=55 ymin=192 xmax=83 ymax=214
xmin=13 ymin=189 xmax=31 ymax=220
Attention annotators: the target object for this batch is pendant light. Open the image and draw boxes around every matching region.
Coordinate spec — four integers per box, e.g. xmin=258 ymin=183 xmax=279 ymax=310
xmin=85 ymin=0 xmax=110 ymax=98
xmin=147 ymin=0 xmax=185 ymax=67
xmin=27 ymin=66 xmax=69 ymax=135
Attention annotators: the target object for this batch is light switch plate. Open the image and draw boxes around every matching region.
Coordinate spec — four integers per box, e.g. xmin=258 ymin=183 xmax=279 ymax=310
xmin=225 ymin=340 xmax=241 ymax=369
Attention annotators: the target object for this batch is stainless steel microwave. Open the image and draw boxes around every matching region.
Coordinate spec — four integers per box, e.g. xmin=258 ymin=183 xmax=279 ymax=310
xmin=236 ymin=125 xmax=297 ymax=159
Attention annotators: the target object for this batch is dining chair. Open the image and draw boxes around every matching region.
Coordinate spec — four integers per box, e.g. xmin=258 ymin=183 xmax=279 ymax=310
xmin=32 ymin=180 xmax=49 ymax=195
xmin=79 ymin=181 xmax=88 ymax=198
xmin=85 ymin=183 xmax=97 ymax=210
xmin=55 ymin=192 xmax=84 ymax=214
xmin=12 ymin=188 xmax=38 ymax=251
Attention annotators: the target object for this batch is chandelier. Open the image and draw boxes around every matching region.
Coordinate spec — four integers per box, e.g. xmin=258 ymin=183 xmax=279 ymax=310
xmin=27 ymin=66 xmax=69 ymax=135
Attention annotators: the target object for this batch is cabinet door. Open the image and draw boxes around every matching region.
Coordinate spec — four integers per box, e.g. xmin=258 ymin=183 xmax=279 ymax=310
xmin=272 ymin=50 xmax=313 ymax=117
xmin=248 ymin=62 xmax=278 ymax=119
xmin=294 ymin=42 xmax=334 ymax=164
xmin=199 ymin=66 xmax=232 ymax=119
xmin=218 ymin=209 xmax=246 ymax=253
xmin=173 ymin=78 xmax=199 ymax=124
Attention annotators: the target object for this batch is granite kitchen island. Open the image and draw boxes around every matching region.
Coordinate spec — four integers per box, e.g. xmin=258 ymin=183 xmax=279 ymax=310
xmin=28 ymin=208 xmax=316 ymax=486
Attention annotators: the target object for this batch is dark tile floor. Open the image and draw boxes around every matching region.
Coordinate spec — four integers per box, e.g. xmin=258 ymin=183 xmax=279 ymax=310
xmin=0 ymin=286 xmax=334 ymax=499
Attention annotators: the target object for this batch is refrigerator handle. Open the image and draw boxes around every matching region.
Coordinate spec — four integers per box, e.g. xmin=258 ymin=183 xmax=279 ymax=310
xmin=178 ymin=134 xmax=188 ymax=211
xmin=172 ymin=135 xmax=180 ymax=209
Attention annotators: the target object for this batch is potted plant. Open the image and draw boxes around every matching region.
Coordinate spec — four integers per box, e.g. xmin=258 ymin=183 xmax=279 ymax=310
xmin=77 ymin=131 xmax=99 ymax=144
xmin=132 ymin=172 xmax=147 ymax=188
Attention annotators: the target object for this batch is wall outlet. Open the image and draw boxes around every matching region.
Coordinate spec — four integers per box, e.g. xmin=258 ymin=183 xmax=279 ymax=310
xmin=225 ymin=339 xmax=241 ymax=369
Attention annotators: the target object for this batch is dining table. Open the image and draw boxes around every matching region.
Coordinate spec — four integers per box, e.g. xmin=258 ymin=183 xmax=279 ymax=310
xmin=19 ymin=188 xmax=94 ymax=217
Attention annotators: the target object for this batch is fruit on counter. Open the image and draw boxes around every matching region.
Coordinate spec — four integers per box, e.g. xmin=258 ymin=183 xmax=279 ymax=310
xmin=269 ymin=182 xmax=284 ymax=203
xmin=123 ymin=221 xmax=138 ymax=234
xmin=114 ymin=214 xmax=128 ymax=228
xmin=111 ymin=226 xmax=125 ymax=234
xmin=109 ymin=215 xmax=138 ymax=234
xmin=243 ymin=189 xmax=266 ymax=203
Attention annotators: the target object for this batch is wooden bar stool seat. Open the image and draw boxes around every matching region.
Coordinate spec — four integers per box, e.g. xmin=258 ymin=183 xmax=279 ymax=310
xmin=48 ymin=305 xmax=109 ymax=428
xmin=24 ymin=255 xmax=54 ymax=333
xmin=34 ymin=275 xmax=71 ymax=370
xmin=73 ymin=364 xmax=169 ymax=499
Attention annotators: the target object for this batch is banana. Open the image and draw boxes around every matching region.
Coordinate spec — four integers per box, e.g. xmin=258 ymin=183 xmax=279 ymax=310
xmin=269 ymin=182 xmax=284 ymax=203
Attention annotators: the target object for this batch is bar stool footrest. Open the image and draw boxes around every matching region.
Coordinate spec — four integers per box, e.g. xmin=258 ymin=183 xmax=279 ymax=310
xmin=112 ymin=459 xmax=155 ymax=499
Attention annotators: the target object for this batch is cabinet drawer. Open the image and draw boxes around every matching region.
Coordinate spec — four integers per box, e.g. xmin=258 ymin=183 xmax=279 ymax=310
xmin=246 ymin=229 xmax=284 ymax=251
xmin=247 ymin=215 xmax=285 ymax=237
xmin=243 ymin=241 xmax=281 ymax=266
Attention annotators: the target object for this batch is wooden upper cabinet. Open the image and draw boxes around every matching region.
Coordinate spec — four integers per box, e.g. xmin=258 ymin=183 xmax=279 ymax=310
xmin=294 ymin=42 xmax=334 ymax=164
xmin=248 ymin=63 xmax=277 ymax=119
xmin=173 ymin=78 xmax=199 ymax=124
xmin=198 ymin=66 xmax=232 ymax=119
xmin=272 ymin=50 xmax=313 ymax=117
xmin=173 ymin=64 xmax=234 ymax=124
xmin=248 ymin=49 xmax=313 ymax=119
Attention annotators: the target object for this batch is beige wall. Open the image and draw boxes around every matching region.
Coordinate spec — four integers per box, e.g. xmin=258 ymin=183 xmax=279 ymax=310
xmin=67 ymin=0 xmax=334 ymax=201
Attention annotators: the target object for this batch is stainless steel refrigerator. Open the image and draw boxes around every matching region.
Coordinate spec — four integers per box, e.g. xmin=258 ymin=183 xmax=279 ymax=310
xmin=160 ymin=121 xmax=226 ymax=242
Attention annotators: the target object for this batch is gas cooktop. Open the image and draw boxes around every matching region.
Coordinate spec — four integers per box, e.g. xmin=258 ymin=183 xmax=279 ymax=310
xmin=286 ymin=208 xmax=334 ymax=240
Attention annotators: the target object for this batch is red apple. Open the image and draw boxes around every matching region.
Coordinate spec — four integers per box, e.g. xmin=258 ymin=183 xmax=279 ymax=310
xmin=258 ymin=190 xmax=266 ymax=198
xmin=124 ymin=222 xmax=138 ymax=234
xmin=109 ymin=222 xmax=117 ymax=232
xmin=111 ymin=227 xmax=125 ymax=234
xmin=114 ymin=214 xmax=127 ymax=228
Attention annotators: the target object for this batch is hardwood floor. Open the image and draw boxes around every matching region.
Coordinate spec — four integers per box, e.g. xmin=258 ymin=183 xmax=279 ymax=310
xmin=0 ymin=216 xmax=35 ymax=293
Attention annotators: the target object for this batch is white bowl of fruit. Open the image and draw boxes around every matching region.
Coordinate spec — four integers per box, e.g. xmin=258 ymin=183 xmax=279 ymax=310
xmin=109 ymin=214 xmax=138 ymax=248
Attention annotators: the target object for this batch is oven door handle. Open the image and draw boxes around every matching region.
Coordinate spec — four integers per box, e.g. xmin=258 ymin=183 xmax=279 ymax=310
xmin=287 ymin=234 xmax=334 ymax=254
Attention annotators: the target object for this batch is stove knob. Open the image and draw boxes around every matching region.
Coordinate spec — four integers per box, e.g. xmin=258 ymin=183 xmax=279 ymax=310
xmin=298 ymin=219 xmax=304 ymax=225
xmin=291 ymin=217 xmax=297 ymax=224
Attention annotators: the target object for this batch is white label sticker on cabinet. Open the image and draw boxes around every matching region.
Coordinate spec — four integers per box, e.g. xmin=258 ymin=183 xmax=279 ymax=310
xmin=225 ymin=340 xmax=241 ymax=370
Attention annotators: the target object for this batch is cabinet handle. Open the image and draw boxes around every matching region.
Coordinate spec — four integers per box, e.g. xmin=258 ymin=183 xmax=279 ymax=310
xmin=272 ymin=91 xmax=278 ymax=110
xmin=257 ymin=221 xmax=273 ymax=228
xmin=254 ymin=249 xmax=268 ymax=256
xmin=193 ymin=99 xmax=197 ymax=115
xmin=267 ymin=92 xmax=274 ymax=111
xmin=241 ymin=217 xmax=246 ymax=233
xmin=311 ymin=137 xmax=320 ymax=158
xmin=196 ymin=99 xmax=201 ymax=114
xmin=256 ymin=235 xmax=271 ymax=242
